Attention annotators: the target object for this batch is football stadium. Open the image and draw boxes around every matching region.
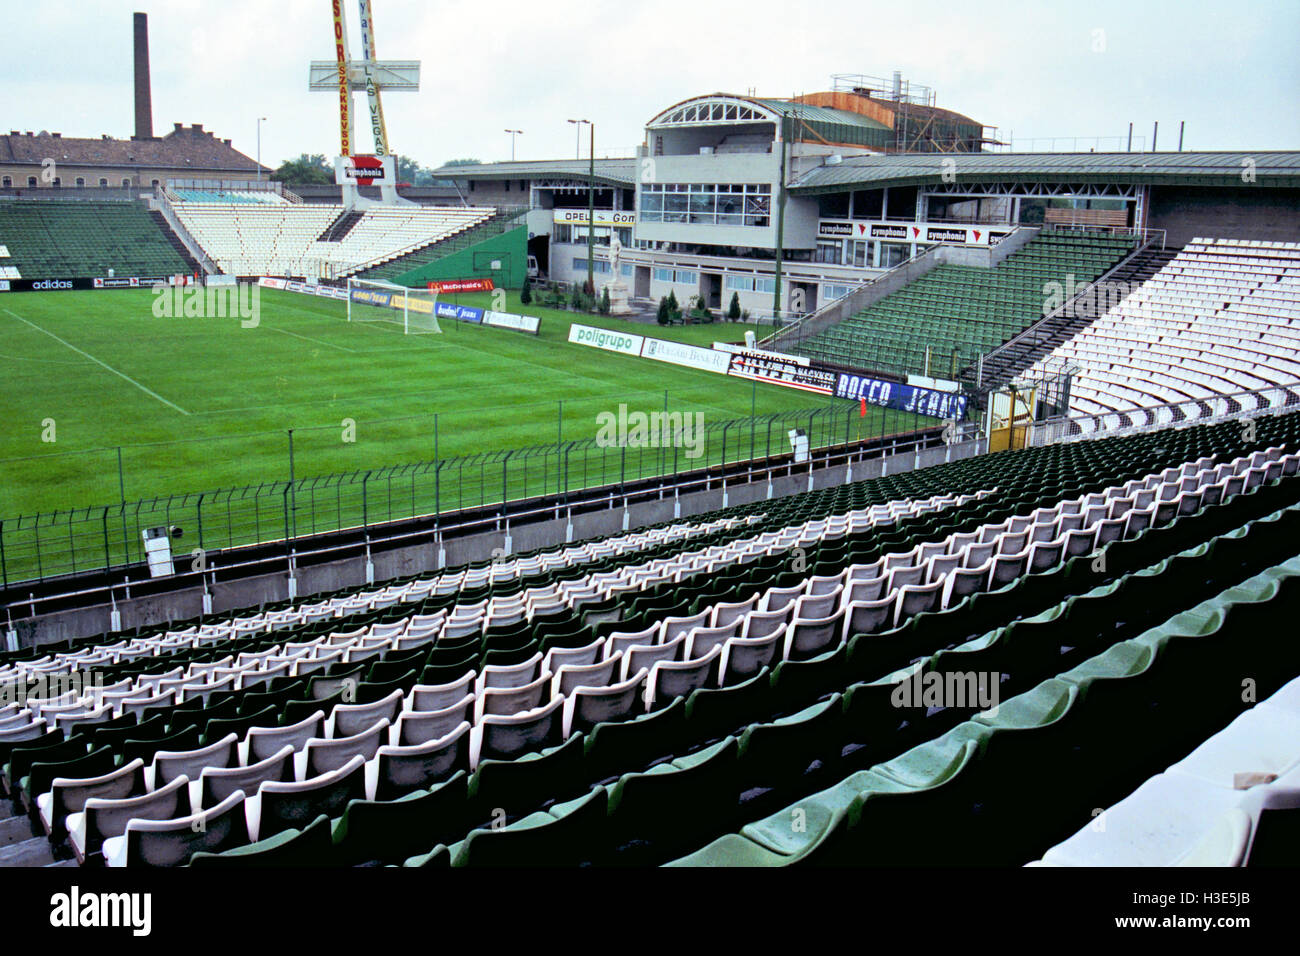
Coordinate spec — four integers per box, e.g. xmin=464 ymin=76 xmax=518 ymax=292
xmin=1 ymin=0 xmax=1298 ymax=917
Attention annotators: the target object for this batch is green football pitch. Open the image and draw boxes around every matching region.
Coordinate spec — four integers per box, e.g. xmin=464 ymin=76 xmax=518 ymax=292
xmin=0 ymin=287 xmax=898 ymax=524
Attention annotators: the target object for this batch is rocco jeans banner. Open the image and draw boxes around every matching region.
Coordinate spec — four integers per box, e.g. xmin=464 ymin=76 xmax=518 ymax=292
xmin=834 ymin=371 xmax=969 ymax=420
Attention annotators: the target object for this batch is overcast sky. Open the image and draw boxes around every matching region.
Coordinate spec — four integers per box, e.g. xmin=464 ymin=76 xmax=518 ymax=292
xmin=2 ymin=0 xmax=1297 ymax=169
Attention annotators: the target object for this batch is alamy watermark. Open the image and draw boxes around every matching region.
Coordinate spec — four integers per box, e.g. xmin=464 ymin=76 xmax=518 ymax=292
xmin=0 ymin=670 xmax=106 ymax=706
xmin=890 ymin=668 xmax=1001 ymax=716
xmin=595 ymin=403 xmax=706 ymax=459
xmin=151 ymin=280 xmax=260 ymax=328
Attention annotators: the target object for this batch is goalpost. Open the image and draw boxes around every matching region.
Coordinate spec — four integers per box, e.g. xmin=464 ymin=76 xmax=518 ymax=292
xmin=346 ymin=277 xmax=442 ymax=334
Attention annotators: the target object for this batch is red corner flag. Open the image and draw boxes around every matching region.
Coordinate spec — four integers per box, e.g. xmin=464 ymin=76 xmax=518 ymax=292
xmin=859 ymin=397 xmax=867 ymax=417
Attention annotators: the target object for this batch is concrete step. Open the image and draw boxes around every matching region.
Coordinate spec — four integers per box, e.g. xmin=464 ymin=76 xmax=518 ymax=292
xmin=0 ymin=835 xmax=55 ymax=867
xmin=0 ymin=813 xmax=38 ymax=848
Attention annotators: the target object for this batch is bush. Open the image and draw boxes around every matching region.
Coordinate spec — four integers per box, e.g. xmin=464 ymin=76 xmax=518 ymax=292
xmin=599 ymin=287 xmax=611 ymax=315
xmin=667 ymin=290 xmax=679 ymax=313
xmin=520 ymin=278 xmax=532 ymax=305
xmin=728 ymin=291 xmax=741 ymax=321
xmin=656 ymin=297 xmax=670 ymax=325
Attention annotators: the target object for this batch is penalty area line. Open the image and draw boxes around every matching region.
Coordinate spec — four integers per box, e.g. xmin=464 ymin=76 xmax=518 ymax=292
xmin=2 ymin=307 xmax=191 ymax=415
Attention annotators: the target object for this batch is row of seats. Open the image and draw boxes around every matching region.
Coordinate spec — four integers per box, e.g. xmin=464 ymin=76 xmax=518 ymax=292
xmin=0 ymin=200 xmax=191 ymax=278
xmin=170 ymin=201 xmax=496 ymax=278
xmin=799 ymin=229 xmax=1137 ymax=377
xmin=670 ymin=514 xmax=1300 ymax=866
xmin=1024 ymin=238 xmax=1300 ymax=431
xmin=5 ymin=408 xmax=1300 ymax=866
xmin=6 ymin=444 xmax=1298 ymax=865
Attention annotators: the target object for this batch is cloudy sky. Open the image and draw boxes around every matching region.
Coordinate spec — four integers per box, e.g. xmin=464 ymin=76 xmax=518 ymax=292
xmin=3 ymin=0 xmax=1297 ymax=169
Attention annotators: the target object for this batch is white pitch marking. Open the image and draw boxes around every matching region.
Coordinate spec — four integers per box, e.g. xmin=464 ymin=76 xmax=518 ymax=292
xmin=3 ymin=307 xmax=191 ymax=415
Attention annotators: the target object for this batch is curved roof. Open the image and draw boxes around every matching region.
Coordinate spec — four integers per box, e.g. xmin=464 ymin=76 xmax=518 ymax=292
xmin=647 ymin=94 xmax=891 ymax=149
xmin=791 ymin=151 xmax=1300 ymax=193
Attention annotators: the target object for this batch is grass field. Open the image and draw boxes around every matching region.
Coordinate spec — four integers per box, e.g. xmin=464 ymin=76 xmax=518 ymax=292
xmin=0 ymin=287 xmax=916 ymax=581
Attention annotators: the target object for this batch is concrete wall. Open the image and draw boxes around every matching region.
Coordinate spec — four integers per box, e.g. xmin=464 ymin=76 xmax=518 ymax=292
xmin=11 ymin=437 xmax=986 ymax=648
xmin=1148 ymin=186 xmax=1300 ymax=247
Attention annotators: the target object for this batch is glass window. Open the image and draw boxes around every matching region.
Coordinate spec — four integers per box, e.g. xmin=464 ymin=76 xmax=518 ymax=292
xmin=99 ymin=178 xmax=108 ymax=187
xmin=880 ymin=242 xmax=910 ymax=268
xmin=852 ymin=240 xmax=872 ymax=268
xmin=1 ymin=176 xmax=9 ymax=188
xmin=27 ymin=177 xmax=37 ymax=187
xmin=552 ymin=224 xmax=572 ymax=244
xmin=653 ymin=267 xmax=673 ymax=282
xmin=815 ymin=241 xmax=843 ymax=265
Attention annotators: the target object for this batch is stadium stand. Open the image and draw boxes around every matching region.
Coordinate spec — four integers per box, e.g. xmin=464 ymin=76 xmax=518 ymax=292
xmin=169 ymin=200 xmax=498 ymax=278
xmin=353 ymin=207 xmax=527 ymax=284
xmin=798 ymin=229 xmax=1138 ymax=377
xmin=1021 ymin=239 xmax=1300 ymax=428
xmin=0 ymin=200 xmax=194 ymax=279
xmin=2 ymin=407 xmax=1298 ymax=867
xmin=973 ymin=244 xmax=1181 ymax=390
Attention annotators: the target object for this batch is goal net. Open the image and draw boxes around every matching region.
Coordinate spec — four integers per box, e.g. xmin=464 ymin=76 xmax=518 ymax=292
xmin=346 ymin=277 xmax=441 ymax=334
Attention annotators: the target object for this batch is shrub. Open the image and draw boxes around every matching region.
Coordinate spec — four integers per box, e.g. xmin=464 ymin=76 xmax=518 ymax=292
xmin=520 ymin=278 xmax=532 ymax=305
xmin=728 ymin=291 xmax=741 ymax=321
xmin=656 ymin=297 xmax=670 ymax=325
xmin=599 ymin=287 xmax=611 ymax=315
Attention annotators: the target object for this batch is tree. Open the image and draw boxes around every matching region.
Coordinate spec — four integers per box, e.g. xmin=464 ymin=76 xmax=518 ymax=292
xmin=441 ymin=158 xmax=483 ymax=167
xmin=520 ymin=276 xmax=532 ymax=305
xmin=270 ymin=153 xmax=333 ymax=186
xmin=657 ymin=296 xmax=670 ymax=325
xmin=599 ymin=287 xmax=611 ymax=315
xmin=667 ymin=290 xmax=679 ymax=313
xmin=728 ymin=291 xmax=742 ymax=321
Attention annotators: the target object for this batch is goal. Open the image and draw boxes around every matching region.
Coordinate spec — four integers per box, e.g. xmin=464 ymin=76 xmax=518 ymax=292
xmin=346 ymin=277 xmax=441 ymax=334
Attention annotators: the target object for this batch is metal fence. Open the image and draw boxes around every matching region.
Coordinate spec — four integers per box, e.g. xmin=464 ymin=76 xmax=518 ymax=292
xmin=0 ymin=399 xmax=938 ymax=587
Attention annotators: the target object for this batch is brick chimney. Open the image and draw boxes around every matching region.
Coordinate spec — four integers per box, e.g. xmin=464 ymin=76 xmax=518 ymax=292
xmin=133 ymin=12 xmax=154 ymax=140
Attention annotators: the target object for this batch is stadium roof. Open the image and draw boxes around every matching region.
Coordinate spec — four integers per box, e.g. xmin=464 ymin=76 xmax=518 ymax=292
xmin=752 ymin=98 xmax=892 ymax=149
xmin=0 ymin=124 xmax=267 ymax=173
xmin=431 ymin=159 xmax=638 ymax=188
xmin=790 ymin=151 xmax=1300 ymax=193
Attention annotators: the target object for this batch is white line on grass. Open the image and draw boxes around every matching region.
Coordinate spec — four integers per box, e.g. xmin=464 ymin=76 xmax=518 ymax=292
xmin=268 ymin=326 xmax=357 ymax=352
xmin=2 ymin=307 xmax=191 ymax=415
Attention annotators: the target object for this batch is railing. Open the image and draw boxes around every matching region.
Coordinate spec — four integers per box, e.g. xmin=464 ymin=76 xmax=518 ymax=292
xmin=151 ymin=189 xmax=219 ymax=275
xmin=1024 ymin=382 xmax=1300 ymax=447
xmin=755 ymin=242 xmax=951 ymax=351
xmin=0 ymin=187 xmax=145 ymax=202
xmin=0 ymin=398 xmax=946 ymax=589
xmin=965 ymin=231 xmax=1160 ymax=393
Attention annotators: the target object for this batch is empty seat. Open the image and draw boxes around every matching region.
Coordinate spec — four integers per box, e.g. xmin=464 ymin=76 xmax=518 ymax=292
xmin=105 ymin=789 xmax=249 ymax=867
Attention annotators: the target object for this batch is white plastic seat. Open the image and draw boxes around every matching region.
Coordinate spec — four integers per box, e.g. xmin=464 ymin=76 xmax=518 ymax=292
xmin=407 ymin=671 xmax=475 ymax=713
xmin=475 ymin=672 xmax=553 ymax=721
xmin=644 ymin=646 xmax=722 ymax=709
xmin=561 ymin=670 xmax=647 ymax=737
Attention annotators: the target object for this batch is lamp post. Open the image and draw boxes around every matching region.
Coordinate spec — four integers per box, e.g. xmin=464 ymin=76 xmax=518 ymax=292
xmin=587 ymin=122 xmax=595 ymax=295
xmin=256 ymin=116 xmax=267 ymax=181
xmin=504 ymin=129 xmax=522 ymax=161
xmin=566 ymin=119 xmax=586 ymax=160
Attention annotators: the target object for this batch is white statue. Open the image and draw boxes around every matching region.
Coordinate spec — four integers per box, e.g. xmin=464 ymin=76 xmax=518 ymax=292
xmin=608 ymin=234 xmax=622 ymax=277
